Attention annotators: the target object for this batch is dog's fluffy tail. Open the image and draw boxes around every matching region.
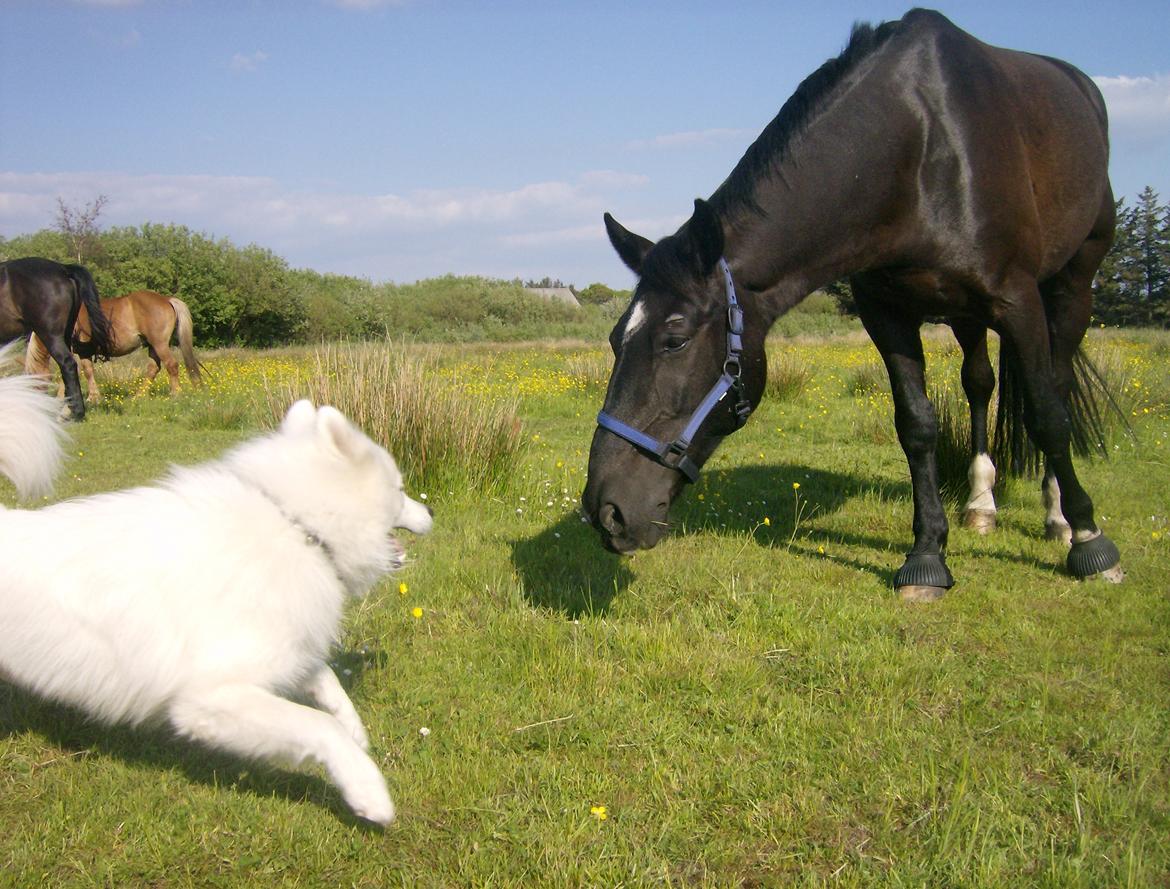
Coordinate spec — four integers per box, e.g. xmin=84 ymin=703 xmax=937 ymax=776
xmin=0 ymin=343 xmax=67 ymax=501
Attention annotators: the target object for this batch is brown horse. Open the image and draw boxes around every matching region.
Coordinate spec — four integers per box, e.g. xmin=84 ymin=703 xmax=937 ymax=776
xmin=27 ymin=290 xmax=202 ymax=400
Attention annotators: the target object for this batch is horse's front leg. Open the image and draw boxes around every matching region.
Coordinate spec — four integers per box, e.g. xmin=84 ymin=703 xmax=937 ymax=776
xmin=855 ymin=287 xmax=953 ymax=601
xmin=79 ymin=357 xmax=101 ymax=403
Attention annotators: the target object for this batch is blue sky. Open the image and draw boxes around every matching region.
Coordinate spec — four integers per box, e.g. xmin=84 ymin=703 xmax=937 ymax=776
xmin=2 ymin=1 xmax=1168 ymax=288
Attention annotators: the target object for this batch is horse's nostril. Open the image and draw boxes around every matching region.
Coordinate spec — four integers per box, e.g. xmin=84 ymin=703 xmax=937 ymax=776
xmin=599 ymin=502 xmax=625 ymax=536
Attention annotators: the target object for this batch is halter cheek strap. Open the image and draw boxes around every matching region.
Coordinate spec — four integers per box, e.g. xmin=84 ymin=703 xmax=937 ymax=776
xmin=595 ymin=258 xmax=752 ymax=484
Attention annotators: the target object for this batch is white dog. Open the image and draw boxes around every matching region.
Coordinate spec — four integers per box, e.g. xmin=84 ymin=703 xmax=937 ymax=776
xmin=0 ymin=350 xmax=431 ymax=825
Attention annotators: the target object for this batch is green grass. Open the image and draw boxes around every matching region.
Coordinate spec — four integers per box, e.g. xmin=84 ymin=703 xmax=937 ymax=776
xmin=1 ymin=331 xmax=1167 ymax=887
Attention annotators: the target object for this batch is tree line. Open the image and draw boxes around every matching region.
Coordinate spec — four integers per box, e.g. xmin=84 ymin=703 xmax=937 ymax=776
xmin=1093 ymin=187 xmax=1170 ymax=327
xmin=0 ymin=220 xmax=628 ymax=348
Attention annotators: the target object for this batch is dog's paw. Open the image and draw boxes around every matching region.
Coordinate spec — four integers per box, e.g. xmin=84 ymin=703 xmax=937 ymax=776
xmin=345 ymin=781 xmax=395 ymax=826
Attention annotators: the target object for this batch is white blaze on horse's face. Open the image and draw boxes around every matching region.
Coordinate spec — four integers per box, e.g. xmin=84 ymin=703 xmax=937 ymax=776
xmin=621 ymin=299 xmax=648 ymax=345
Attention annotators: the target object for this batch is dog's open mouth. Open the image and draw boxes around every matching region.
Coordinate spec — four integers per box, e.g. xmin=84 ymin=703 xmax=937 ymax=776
xmin=388 ymin=534 xmax=407 ymax=570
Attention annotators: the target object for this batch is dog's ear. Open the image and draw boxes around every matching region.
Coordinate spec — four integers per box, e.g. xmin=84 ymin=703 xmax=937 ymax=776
xmin=316 ymin=406 xmax=371 ymax=463
xmin=282 ymin=400 xmax=317 ymax=436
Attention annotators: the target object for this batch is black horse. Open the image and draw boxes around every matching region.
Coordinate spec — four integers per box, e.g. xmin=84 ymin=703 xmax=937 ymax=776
xmin=0 ymin=257 xmax=113 ymax=421
xmin=581 ymin=9 xmax=1123 ymax=600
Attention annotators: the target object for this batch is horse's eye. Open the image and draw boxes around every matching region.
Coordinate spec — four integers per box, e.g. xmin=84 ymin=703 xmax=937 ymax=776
xmin=663 ymin=335 xmax=690 ymax=353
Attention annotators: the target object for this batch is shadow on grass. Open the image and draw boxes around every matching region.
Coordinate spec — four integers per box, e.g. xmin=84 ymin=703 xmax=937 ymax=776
xmin=510 ymin=513 xmax=636 ymax=618
xmin=512 ymin=463 xmax=906 ymax=615
xmin=512 ymin=461 xmax=1066 ymax=613
xmin=0 ymin=647 xmax=390 ymax=830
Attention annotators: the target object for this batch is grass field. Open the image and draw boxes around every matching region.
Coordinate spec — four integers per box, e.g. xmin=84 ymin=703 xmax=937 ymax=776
xmin=1 ymin=329 xmax=1167 ymax=887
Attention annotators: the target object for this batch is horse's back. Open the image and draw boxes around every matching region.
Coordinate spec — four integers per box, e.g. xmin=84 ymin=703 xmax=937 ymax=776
xmin=881 ymin=10 xmax=1111 ymax=277
xmin=0 ymin=258 xmax=78 ymax=342
xmin=125 ymin=290 xmax=177 ymax=335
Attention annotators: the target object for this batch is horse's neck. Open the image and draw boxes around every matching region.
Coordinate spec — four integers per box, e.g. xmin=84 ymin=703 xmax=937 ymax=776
xmin=717 ymin=66 xmax=915 ymax=329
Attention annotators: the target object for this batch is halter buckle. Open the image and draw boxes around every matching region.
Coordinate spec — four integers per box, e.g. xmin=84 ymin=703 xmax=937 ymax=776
xmin=728 ymin=304 xmax=743 ymax=336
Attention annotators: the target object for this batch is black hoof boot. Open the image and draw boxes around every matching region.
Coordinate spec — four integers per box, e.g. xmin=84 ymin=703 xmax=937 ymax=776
xmin=1067 ymin=534 xmax=1122 ymax=582
xmin=895 ymin=553 xmax=954 ymax=602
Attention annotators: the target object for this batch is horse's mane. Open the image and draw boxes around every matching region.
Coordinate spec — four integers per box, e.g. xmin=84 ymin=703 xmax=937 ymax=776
xmin=710 ymin=17 xmax=901 ymax=217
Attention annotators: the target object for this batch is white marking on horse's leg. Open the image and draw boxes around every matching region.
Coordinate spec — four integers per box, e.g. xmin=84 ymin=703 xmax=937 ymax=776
xmin=961 ymin=453 xmax=996 ymax=533
xmin=621 ymin=299 xmax=647 ymax=345
xmin=1044 ymin=474 xmax=1073 ymax=544
xmin=964 ymin=453 xmax=996 ymax=511
xmin=1071 ymin=528 xmax=1101 ymax=546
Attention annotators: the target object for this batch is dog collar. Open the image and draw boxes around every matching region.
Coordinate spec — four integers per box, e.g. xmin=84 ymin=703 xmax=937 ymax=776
xmin=245 ymin=482 xmax=341 ymax=579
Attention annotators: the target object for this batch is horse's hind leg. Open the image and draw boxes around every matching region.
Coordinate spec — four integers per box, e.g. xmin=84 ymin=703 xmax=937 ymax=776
xmin=1041 ymin=467 xmax=1071 ymax=543
xmin=951 ymin=318 xmax=997 ymax=534
xmin=24 ymin=333 xmax=67 ymax=401
xmin=44 ymin=334 xmax=85 ymax=421
xmin=1038 ymin=222 xmax=1112 ymax=548
xmin=147 ymin=343 xmax=180 ymax=394
xmin=994 ymin=274 xmax=1121 ymax=582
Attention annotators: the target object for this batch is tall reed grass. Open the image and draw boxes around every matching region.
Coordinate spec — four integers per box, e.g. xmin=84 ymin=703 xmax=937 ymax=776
xmin=260 ymin=343 xmax=527 ymax=495
xmin=764 ymin=351 xmax=813 ymax=401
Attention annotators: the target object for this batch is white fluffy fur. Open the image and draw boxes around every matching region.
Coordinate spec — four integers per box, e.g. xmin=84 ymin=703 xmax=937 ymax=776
xmin=0 ymin=344 xmax=66 ymax=500
xmin=0 ymin=394 xmax=431 ymax=825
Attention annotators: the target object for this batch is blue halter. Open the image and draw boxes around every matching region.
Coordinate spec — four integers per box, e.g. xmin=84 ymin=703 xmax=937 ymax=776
xmin=595 ymin=258 xmax=752 ymax=484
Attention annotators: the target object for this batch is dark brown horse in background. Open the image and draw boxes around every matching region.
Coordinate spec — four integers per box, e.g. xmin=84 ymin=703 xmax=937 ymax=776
xmin=582 ymin=9 xmax=1123 ymax=600
xmin=27 ymin=290 xmax=203 ymax=400
xmin=0 ymin=257 xmax=113 ymax=420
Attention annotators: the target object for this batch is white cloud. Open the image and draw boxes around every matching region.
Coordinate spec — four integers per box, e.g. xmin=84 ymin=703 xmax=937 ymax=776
xmin=0 ymin=170 xmax=633 ymax=283
xmin=1093 ymin=74 xmax=1170 ymax=126
xmin=626 ymin=128 xmax=752 ymax=151
xmin=578 ymin=170 xmax=650 ymax=189
xmin=500 ymin=224 xmax=604 ymax=249
xmin=230 ymin=50 xmax=270 ymax=73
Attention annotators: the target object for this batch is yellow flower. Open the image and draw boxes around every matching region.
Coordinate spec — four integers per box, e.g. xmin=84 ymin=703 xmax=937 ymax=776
xmin=763 ymin=517 xmax=771 ymax=526
xmin=398 ymin=582 xmax=409 ymax=595
xmin=590 ymin=805 xmax=608 ymax=821
xmin=412 ymin=607 xmax=423 ymax=619
xmin=792 ymin=482 xmax=801 ymax=490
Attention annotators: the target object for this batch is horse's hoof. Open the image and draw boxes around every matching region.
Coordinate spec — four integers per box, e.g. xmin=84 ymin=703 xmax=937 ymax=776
xmin=1046 ymin=520 xmax=1072 ymax=545
xmin=1067 ymin=534 xmax=1122 ymax=581
xmin=893 ymin=552 xmax=953 ymax=596
xmin=899 ymin=584 xmax=947 ymax=602
xmin=961 ymin=509 xmax=996 ymax=534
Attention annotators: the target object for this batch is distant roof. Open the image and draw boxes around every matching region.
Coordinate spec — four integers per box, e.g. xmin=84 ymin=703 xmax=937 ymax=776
xmin=526 ymin=286 xmax=580 ymax=307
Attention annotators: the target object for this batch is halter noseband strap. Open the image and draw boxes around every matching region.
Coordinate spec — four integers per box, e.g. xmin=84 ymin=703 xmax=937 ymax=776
xmin=595 ymin=258 xmax=752 ymax=484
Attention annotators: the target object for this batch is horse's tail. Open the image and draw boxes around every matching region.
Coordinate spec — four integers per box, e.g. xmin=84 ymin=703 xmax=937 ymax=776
xmin=168 ymin=297 xmax=204 ymax=385
xmin=23 ymin=332 xmax=53 ymax=378
xmin=64 ymin=265 xmax=114 ymax=360
xmin=993 ymin=342 xmax=1127 ymax=477
xmin=0 ymin=343 xmax=67 ymax=501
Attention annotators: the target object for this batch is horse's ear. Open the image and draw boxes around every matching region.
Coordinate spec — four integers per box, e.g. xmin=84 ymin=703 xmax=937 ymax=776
xmin=604 ymin=213 xmax=654 ymax=275
xmin=686 ymin=198 xmax=724 ymax=273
